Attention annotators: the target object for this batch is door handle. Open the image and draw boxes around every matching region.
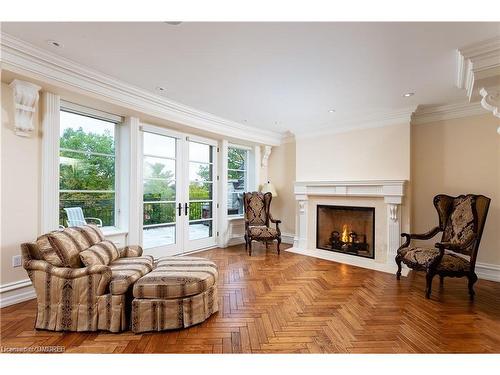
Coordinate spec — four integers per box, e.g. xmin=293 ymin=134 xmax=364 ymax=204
xmin=177 ymin=203 xmax=182 ymax=216
xmin=184 ymin=202 xmax=189 ymax=216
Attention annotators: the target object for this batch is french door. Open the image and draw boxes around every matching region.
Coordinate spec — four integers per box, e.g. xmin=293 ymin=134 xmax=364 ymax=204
xmin=140 ymin=124 xmax=217 ymax=257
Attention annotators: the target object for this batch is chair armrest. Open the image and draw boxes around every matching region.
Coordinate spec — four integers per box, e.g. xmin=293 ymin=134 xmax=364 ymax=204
xmin=398 ymin=227 xmax=442 ymax=253
xmin=269 ymin=214 xmax=281 ymax=233
xmin=269 ymin=212 xmax=281 ymax=224
xmin=85 ymin=217 xmax=103 ymax=227
xmin=401 ymin=227 xmax=441 ymax=241
xmin=23 ymin=259 xmax=112 ymax=296
xmin=118 ymin=245 xmax=143 ymax=258
xmin=435 ymin=234 xmax=477 ymax=252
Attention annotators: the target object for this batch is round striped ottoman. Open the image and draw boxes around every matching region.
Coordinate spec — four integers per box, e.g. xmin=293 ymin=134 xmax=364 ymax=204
xmin=130 ymin=256 xmax=218 ymax=333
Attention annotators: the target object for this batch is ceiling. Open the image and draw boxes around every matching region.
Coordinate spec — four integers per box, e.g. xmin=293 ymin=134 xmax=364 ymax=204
xmin=1 ymin=22 xmax=499 ymax=134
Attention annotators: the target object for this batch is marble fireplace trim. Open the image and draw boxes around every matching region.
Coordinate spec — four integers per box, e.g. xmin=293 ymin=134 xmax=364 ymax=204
xmin=289 ymin=180 xmax=409 ymax=275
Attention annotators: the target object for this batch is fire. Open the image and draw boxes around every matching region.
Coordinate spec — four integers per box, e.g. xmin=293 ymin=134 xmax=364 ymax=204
xmin=341 ymin=224 xmax=349 ymax=243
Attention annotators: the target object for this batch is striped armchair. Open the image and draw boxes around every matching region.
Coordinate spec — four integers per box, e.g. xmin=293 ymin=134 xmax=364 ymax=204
xmin=22 ymin=225 xmax=153 ymax=332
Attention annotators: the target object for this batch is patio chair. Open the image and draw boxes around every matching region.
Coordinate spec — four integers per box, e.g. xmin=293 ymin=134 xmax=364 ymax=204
xmin=64 ymin=207 xmax=103 ymax=227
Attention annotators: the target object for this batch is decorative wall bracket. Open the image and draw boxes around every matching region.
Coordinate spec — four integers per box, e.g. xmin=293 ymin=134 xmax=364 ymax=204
xmin=261 ymin=145 xmax=272 ymax=167
xmin=9 ymin=79 xmax=42 ymax=137
xmin=479 ymin=87 xmax=500 ymax=118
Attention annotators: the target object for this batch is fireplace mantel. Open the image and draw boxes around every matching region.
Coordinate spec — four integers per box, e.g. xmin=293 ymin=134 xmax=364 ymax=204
xmin=294 ymin=180 xmax=405 ymax=204
xmin=291 ymin=179 xmax=409 ymax=275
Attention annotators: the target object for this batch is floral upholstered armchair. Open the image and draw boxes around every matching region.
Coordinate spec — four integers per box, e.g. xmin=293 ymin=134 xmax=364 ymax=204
xmin=243 ymin=191 xmax=281 ymax=256
xmin=21 ymin=225 xmax=153 ymax=332
xmin=396 ymin=194 xmax=490 ymax=299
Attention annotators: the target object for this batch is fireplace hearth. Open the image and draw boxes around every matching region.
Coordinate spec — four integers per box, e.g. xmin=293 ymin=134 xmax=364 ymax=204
xmin=316 ymin=205 xmax=375 ymax=259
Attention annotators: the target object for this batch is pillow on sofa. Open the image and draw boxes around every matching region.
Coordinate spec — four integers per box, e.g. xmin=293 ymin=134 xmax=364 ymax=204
xmin=80 ymin=240 xmax=120 ymax=266
xmin=36 ymin=233 xmax=64 ymax=267
xmin=47 ymin=227 xmax=91 ymax=268
xmin=75 ymin=224 xmax=105 ymax=246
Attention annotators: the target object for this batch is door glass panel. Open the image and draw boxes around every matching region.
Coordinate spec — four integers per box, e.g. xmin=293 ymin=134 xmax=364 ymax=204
xmin=189 ymin=162 xmax=212 ymax=182
xmin=189 ymin=220 xmax=213 ymax=241
xmin=189 ymin=142 xmax=212 ymax=163
xmin=142 ymin=132 xmax=177 ymax=249
xmin=188 ymin=141 xmax=214 ymax=241
xmin=143 ymin=180 xmax=176 ymax=201
xmin=143 ymin=202 xmax=176 ymax=226
xmin=143 ymin=224 xmax=175 ymax=249
xmin=189 ymin=182 xmax=213 ymax=200
xmin=143 ymin=132 xmax=175 ymax=158
xmin=189 ymin=201 xmax=213 ymax=221
xmin=143 ymin=157 xmax=176 ymax=180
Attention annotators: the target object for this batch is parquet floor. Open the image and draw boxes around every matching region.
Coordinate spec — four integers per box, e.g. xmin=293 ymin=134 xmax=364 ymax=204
xmin=2 ymin=243 xmax=500 ymax=353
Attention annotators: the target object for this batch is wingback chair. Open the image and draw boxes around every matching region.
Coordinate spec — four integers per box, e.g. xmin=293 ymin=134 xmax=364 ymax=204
xmin=243 ymin=192 xmax=281 ymax=255
xmin=396 ymin=194 xmax=490 ymax=299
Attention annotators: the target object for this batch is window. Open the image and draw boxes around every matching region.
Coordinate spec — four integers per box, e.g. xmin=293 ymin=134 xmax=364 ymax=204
xmin=59 ymin=108 xmax=119 ymax=228
xmin=227 ymin=146 xmax=249 ymax=216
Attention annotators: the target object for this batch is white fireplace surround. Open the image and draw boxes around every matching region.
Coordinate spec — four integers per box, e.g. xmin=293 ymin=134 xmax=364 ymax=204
xmin=289 ymin=180 xmax=409 ymax=275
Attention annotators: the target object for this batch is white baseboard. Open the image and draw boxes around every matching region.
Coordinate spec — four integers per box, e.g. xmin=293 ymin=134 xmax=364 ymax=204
xmin=281 ymin=233 xmax=295 ymax=245
xmin=0 ymin=279 xmax=36 ymax=308
xmin=476 ymin=262 xmax=500 ymax=282
xmin=226 ymin=236 xmax=246 ymax=247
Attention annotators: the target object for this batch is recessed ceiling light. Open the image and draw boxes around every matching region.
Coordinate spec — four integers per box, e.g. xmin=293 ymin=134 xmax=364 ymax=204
xmin=164 ymin=21 xmax=182 ymax=26
xmin=242 ymin=120 xmax=248 ymax=123
xmin=328 ymin=109 xmax=336 ymax=113
xmin=403 ymin=92 xmax=415 ymax=97
xmin=47 ymin=40 xmax=63 ymax=48
xmin=156 ymin=86 xmax=166 ymax=93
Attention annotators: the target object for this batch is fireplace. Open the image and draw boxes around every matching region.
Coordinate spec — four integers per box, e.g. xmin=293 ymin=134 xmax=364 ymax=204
xmin=316 ymin=205 xmax=375 ymax=259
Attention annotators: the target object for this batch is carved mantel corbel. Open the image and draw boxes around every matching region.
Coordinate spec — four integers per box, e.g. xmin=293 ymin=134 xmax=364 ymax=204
xmin=9 ymin=79 xmax=42 ymax=137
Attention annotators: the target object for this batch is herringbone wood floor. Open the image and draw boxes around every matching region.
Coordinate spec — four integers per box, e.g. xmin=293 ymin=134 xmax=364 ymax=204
xmin=2 ymin=243 xmax=500 ymax=353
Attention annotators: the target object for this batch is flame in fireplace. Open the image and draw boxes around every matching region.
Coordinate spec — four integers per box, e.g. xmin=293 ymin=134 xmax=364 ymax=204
xmin=342 ymin=224 xmax=349 ymax=243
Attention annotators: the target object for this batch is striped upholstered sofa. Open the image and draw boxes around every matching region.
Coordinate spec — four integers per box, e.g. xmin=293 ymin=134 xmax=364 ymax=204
xmin=21 ymin=225 xmax=153 ymax=332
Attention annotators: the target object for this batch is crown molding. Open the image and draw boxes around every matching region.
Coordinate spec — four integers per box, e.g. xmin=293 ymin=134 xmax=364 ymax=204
xmin=456 ymin=37 xmax=500 ymax=99
xmin=0 ymin=32 xmax=283 ymax=146
xmin=293 ymin=106 xmax=416 ymax=139
xmin=411 ymin=101 xmax=488 ymax=125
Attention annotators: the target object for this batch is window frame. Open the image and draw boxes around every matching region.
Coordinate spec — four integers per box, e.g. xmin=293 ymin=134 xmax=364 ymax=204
xmin=59 ymin=101 xmax=122 ymax=230
xmin=227 ymin=144 xmax=251 ymax=218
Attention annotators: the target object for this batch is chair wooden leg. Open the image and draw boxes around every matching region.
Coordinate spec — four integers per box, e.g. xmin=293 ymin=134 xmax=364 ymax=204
xmin=425 ymin=271 xmax=435 ymax=299
xmin=277 ymin=238 xmax=281 ymax=255
xmin=248 ymin=239 xmax=252 ymax=256
xmin=265 ymin=242 xmax=269 ymax=249
xmin=244 ymin=235 xmax=248 ymax=250
xmin=468 ymin=273 xmax=478 ymax=300
xmin=396 ymin=256 xmax=402 ymax=280
xmin=440 ymin=275 xmax=444 ymax=285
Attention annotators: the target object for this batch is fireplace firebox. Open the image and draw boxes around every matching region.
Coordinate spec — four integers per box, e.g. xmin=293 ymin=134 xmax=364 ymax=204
xmin=316 ymin=205 xmax=375 ymax=259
